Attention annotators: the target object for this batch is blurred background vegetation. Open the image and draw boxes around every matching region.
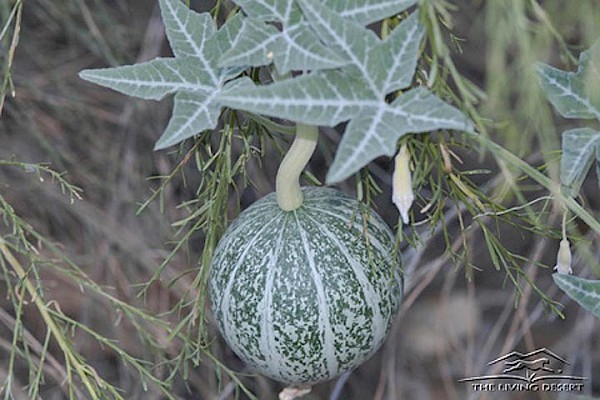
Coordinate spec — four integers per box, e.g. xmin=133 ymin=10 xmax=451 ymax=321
xmin=0 ymin=0 xmax=599 ymax=399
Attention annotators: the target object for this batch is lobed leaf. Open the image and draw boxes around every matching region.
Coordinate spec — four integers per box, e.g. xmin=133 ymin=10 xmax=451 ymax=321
xmin=388 ymin=87 xmax=475 ymax=132
xmin=299 ymin=1 xmax=425 ymax=98
xmin=535 ymin=63 xmax=599 ymax=120
xmin=234 ymin=0 xmax=417 ymax=26
xmin=535 ymin=40 xmax=600 ymax=121
xmin=211 ymin=13 xmax=244 ymax=56
xmin=298 ymin=0 xmax=380 ymax=94
xmin=232 ymin=0 xmax=301 ymax=24
xmin=553 ymin=273 xmax=600 ymax=319
xmin=81 ymin=0 xmax=247 ymax=150
xmin=219 ymin=18 xmax=281 ymax=68
xmin=155 ymin=91 xmax=221 ymax=150
xmin=537 ymin=40 xmax=600 ymax=194
xmin=217 ymin=69 xmax=378 ymax=126
xmin=597 ymin=145 xmax=600 ymax=189
xmin=326 ymin=88 xmax=475 ymax=183
xmin=154 ymin=77 xmax=254 ymax=150
xmin=369 ymin=12 xmax=424 ymax=94
xmin=218 ymin=3 xmax=474 ymax=183
xmin=327 ymin=107 xmax=402 ymax=184
xmin=159 ymin=0 xmax=219 ymax=84
xmin=81 ymin=0 xmax=474 ymax=175
xmin=79 ymin=58 xmax=214 ymax=100
xmin=560 ymin=128 xmax=600 ymax=196
xmin=275 ymin=22 xmax=348 ymax=73
xmin=219 ymin=19 xmax=346 ymax=74
xmin=325 ymin=0 xmax=417 ymax=25
xmin=224 ymin=0 xmax=419 ymax=75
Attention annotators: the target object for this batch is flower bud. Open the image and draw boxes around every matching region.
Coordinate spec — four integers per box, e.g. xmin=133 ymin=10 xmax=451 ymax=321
xmin=392 ymin=144 xmax=414 ymax=224
xmin=553 ymin=239 xmax=572 ymax=274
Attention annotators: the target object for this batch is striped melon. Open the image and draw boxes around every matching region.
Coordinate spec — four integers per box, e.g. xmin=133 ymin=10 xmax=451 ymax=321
xmin=209 ymin=187 xmax=403 ymax=384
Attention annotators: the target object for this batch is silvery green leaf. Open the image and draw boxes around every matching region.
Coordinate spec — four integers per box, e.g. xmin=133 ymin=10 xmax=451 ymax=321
xmin=326 ymin=107 xmax=401 ymax=184
xmin=234 ymin=0 xmax=416 ymax=25
xmin=389 ymin=87 xmax=475 ymax=133
xmin=326 ymin=88 xmax=475 ymax=183
xmin=597 ymin=145 xmax=600 ymax=189
xmin=159 ymin=0 xmax=218 ymax=83
xmin=535 ymin=40 xmax=600 ymax=120
xmin=211 ymin=13 xmax=244 ymax=56
xmin=211 ymin=14 xmax=246 ymax=80
xmin=368 ymin=12 xmax=424 ymax=94
xmin=218 ymin=5 xmax=473 ymax=183
xmin=219 ymin=66 xmax=248 ymax=82
xmin=535 ymin=63 xmax=598 ymax=119
xmin=81 ymin=0 xmax=244 ymax=149
xmin=553 ymin=273 xmax=600 ymax=319
xmin=325 ymin=0 xmax=417 ymax=25
xmin=217 ymin=69 xmax=377 ymax=126
xmin=155 ymin=91 xmax=221 ymax=150
xmin=560 ymin=128 xmax=600 ymax=195
xmin=220 ymin=76 xmax=256 ymax=92
xmin=220 ymin=18 xmax=348 ymax=74
xmin=79 ymin=58 xmax=214 ymax=100
xmin=580 ymin=40 xmax=600 ymax=109
xmin=274 ymin=22 xmax=348 ymax=74
xmin=219 ymin=19 xmax=281 ymax=68
xmin=232 ymin=0 xmax=301 ymax=24
xmin=298 ymin=0 xmax=380 ymax=93
xmin=155 ymin=77 xmax=254 ymax=150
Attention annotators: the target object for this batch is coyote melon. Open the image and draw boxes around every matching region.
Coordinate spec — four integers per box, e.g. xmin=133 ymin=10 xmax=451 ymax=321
xmin=209 ymin=187 xmax=402 ymax=384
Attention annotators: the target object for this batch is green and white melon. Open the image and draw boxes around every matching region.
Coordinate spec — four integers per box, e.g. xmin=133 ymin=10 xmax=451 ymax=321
xmin=209 ymin=187 xmax=403 ymax=385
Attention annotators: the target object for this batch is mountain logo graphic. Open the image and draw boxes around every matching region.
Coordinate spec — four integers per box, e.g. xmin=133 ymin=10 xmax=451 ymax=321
xmin=459 ymin=348 xmax=586 ymax=384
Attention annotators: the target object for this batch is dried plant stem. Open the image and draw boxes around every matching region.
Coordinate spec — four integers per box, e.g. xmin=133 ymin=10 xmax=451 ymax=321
xmin=0 ymin=239 xmax=102 ymax=399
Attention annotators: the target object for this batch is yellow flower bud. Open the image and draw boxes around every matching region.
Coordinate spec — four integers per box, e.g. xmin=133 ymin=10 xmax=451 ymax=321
xmin=553 ymin=239 xmax=572 ymax=274
xmin=392 ymin=144 xmax=414 ymax=224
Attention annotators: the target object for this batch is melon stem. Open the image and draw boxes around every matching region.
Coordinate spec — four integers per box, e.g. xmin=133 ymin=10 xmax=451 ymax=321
xmin=276 ymin=123 xmax=318 ymax=211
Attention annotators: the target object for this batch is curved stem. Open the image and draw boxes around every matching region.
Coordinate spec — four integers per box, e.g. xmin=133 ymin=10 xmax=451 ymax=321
xmin=276 ymin=123 xmax=319 ymax=211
